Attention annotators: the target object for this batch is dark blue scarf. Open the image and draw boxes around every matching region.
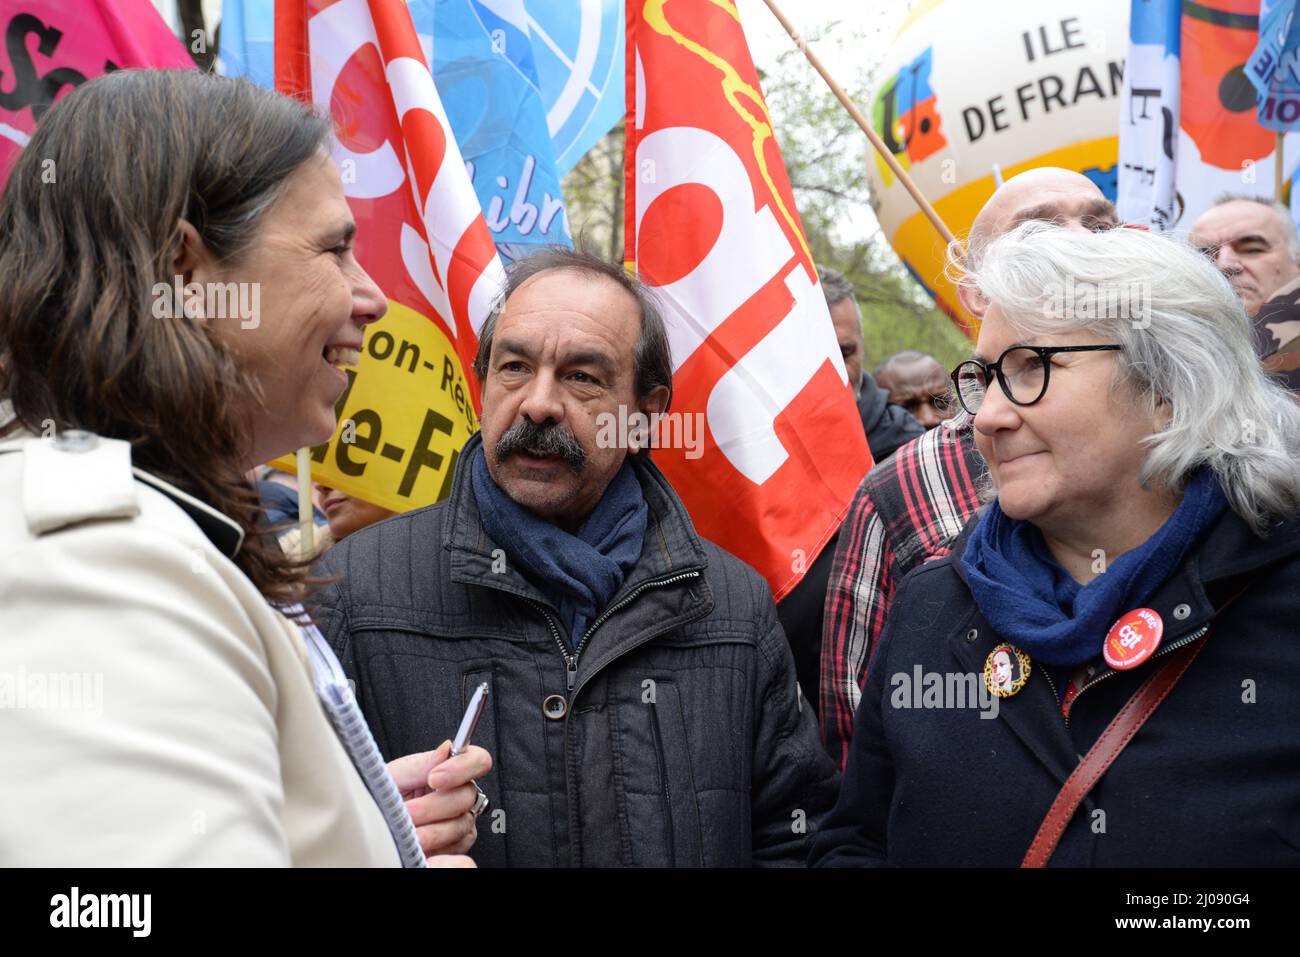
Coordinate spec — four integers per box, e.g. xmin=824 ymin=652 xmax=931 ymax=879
xmin=960 ymin=470 xmax=1228 ymax=667
xmin=471 ymin=445 xmax=648 ymax=648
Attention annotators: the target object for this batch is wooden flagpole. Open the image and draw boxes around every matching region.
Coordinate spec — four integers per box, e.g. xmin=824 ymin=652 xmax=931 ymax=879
xmin=760 ymin=0 xmax=957 ymax=247
xmin=1277 ymin=132 xmax=1286 ymax=204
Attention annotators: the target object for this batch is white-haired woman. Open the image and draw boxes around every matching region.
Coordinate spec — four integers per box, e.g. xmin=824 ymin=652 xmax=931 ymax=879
xmin=810 ymin=222 xmax=1300 ymax=867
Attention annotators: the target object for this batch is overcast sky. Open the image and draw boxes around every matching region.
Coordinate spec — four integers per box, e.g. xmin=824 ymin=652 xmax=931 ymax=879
xmin=737 ymin=0 xmax=915 ymax=244
xmin=737 ymin=0 xmax=911 ymax=84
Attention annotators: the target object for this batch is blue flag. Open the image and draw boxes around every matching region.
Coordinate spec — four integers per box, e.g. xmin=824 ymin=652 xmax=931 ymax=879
xmin=219 ymin=0 xmax=574 ymax=260
xmin=414 ymin=0 xmax=572 ymax=258
xmin=524 ymin=0 xmax=624 ymax=174
xmin=217 ymin=0 xmax=274 ymax=87
xmin=1248 ymin=0 xmax=1300 ymax=131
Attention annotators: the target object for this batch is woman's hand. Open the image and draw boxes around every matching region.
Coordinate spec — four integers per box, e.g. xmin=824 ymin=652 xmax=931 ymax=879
xmin=387 ymin=740 xmax=492 ymax=860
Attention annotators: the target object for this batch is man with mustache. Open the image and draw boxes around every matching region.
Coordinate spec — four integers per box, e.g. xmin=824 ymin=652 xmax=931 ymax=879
xmin=313 ymin=247 xmax=839 ymax=867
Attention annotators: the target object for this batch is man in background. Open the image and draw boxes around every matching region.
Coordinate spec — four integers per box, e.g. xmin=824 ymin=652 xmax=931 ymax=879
xmin=818 ymin=266 xmax=924 ymax=461
xmin=1189 ymin=195 xmax=1300 ymax=318
xmin=1189 ymin=195 xmax=1300 ymax=391
xmin=875 ymin=350 xmax=951 ymax=430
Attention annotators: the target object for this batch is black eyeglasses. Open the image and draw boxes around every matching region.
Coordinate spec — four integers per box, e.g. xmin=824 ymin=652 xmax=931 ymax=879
xmin=949 ymin=344 xmax=1122 ymax=415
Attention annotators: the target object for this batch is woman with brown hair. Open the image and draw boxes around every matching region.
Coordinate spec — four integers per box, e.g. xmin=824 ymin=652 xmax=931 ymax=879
xmin=0 ymin=69 xmax=489 ymax=866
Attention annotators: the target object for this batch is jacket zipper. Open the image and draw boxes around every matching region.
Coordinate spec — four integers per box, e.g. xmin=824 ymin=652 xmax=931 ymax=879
xmin=527 ymin=569 xmax=701 ymax=868
xmin=524 ymin=601 xmax=578 ymax=689
xmin=525 ymin=569 xmax=703 ymax=693
xmin=1039 ymin=667 xmax=1060 ymax=709
xmin=648 ymin=703 xmax=677 ymax=866
xmin=1061 ymin=624 xmax=1210 ymax=726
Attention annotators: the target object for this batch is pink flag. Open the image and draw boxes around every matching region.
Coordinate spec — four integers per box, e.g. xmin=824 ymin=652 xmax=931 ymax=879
xmin=0 ymin=0 xmax=193 ymax=182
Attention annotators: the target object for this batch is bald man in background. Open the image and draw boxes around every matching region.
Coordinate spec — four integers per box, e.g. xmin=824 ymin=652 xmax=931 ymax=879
xmin=875 ymin=350 xmax=951 ymax=430
xmin=819 ymin=167 xmax=1120 ymax=767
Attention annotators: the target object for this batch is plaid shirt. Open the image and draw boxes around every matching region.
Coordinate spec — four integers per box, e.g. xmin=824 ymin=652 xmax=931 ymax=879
xmin=818 ymin=420 xmax=985 ymax=768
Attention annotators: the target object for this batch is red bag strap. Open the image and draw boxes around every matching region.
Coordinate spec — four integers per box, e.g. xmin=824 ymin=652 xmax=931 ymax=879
xmin=1021 ymin=637 xmax=1206 ymax=868
xmin=1022 ymin=583 xmax=1249 ymax=868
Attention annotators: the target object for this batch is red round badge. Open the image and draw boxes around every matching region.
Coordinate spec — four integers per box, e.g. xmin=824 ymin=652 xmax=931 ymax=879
xmin=1103 ymin=608 xmax=1164 ymax=670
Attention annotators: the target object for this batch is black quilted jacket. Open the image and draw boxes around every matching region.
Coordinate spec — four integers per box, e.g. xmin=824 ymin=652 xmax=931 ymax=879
xmin=312 ymin=434 xmax=840 ymax=867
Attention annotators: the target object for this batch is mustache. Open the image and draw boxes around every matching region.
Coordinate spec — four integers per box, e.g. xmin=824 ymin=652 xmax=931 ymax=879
xmin=493 ymin=420 xmax=586 ymax=473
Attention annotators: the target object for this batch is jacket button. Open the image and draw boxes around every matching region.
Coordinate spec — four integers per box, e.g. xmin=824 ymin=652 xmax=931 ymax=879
xmin=53 ymin=430 xmax=98 ymax=453
xmin=543 ymin=694 xmax=568 ymax=720
xmin=1173 ymin=603 xmax=1191 ymax=620
xmin=966 ymin=628 xmax=979 ymax=643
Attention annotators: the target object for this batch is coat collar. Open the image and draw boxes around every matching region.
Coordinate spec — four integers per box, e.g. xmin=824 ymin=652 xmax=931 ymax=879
xmin=944 ymin=492 xmax=1300 ymax=786
xmin=856 ymin=371 xmax=889 ymax=431
xmin=133 ymin=468 xmax=245 ymax=560
xmin=1 ymin=421 xmax=244 ymax=560
xmin=948 ymin=617 xmax=1080 ymax=784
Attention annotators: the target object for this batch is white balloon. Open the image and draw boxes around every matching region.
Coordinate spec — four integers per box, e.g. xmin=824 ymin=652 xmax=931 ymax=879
xmin=866 ymin=0 xmax=1128 ymax=331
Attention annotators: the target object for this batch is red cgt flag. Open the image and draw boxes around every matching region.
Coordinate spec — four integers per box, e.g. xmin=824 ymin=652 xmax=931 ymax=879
xmin=624 ymin=0 xmax=872 ymax=600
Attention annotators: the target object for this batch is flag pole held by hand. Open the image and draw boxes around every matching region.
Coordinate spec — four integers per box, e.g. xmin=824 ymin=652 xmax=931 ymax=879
xmin=760 ymin=0 xmax=957 ymax=248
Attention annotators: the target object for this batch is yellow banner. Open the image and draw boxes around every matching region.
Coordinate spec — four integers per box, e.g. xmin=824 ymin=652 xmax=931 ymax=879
xmin=270 ymin=301 xmax=480 ymax=512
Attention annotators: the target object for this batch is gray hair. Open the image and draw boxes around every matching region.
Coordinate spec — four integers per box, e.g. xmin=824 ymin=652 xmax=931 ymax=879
xmin=474 ymin=246 xmax=673 ymax=410
xmin=1210 ymin=193 xmax=1300 ymax=255
xmin=957 ymin=221 xmax=1300 ymax=532
xmin=817 ymin=265 xmax=857 ymax=308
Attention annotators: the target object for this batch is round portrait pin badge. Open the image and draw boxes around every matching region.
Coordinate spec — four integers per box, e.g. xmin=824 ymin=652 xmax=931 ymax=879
xmin=1103 ymin=608 xmax=1164 ymax=671
xmin=984 ymin=643 xmax=1031 ymax=698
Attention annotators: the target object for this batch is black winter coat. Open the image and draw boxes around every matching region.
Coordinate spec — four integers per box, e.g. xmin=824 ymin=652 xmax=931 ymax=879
xmin=776 ymin=378 xmax=921 ymax=712
xmin=857 ymin=372 xmax=924 ymax=462
xmin=811 ymin=505 xmax=1300 ymax=866
xmin=314 ymin=435 xmax=840 ymax=867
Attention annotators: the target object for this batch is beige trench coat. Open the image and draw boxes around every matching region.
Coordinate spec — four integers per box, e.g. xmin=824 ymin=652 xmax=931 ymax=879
xmin=0 ymin=428 xmax=398 ymax=866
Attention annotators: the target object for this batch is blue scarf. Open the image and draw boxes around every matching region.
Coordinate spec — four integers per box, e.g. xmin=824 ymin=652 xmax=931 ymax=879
xmin=471 ymin=445 xmax=648 ymax=648
xmin=960 ymin=470 xmax=1228 ymax=667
